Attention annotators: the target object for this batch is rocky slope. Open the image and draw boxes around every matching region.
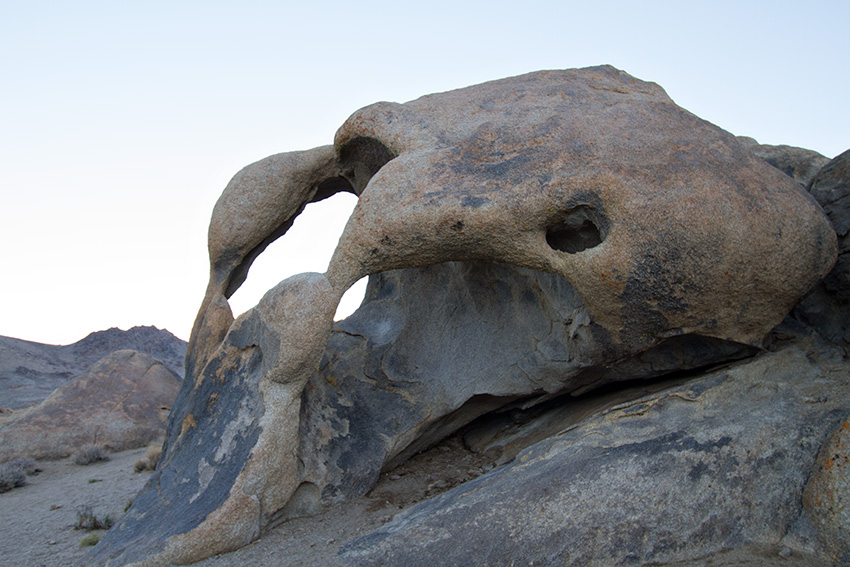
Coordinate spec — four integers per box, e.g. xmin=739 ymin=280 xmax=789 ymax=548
xmin=0 ymin=349 xmax=181 ymax=461
xmin=0 ymin=326 xmax=186 ymax=411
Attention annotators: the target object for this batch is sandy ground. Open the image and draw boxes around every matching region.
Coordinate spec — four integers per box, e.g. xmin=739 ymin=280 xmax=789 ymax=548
xmin=0 ymin=447 xmax=153 ymax=567
xmin=192 ymin=435 xmax=495 ymax=567
xmin=0 ymin=437 xmax=495 ymax=567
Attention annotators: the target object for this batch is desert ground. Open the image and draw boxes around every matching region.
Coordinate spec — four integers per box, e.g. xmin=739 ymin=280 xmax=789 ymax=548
xmin=1 ymin=436 xmax=829 ymax=567
xmin=1 ymin=435 xmax=495 ymax=567
xmin=0 ymin=447 xmax=152 ymax=567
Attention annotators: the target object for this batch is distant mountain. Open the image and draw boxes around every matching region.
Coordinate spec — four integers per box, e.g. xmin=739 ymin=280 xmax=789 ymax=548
xmin=66 ymin=326 xmax=187 ymax=376
xmin=0 ymin=326 xmax=187 ymax=410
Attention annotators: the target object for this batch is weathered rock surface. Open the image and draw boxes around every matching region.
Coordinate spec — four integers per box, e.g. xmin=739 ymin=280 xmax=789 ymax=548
xmin=738 ymin=136 xmax=831 ymax=187
xmin=805 ymin=408 xmax=850 ymax=565
xmin=87 ymin=66 xmax=836 ymax=566
xmin=328 ymin=148 xmax=850 ymax=566
xmin=341 ymin=338 xmax=850 ymax=567
xmin=295 ymin=263 xmax=753 ymax=509
xmin=794 ymin=149 xmax=850 ymax=349
xmin=737 ymin=141 xmax=850 ymax=351
xmin=0 ymin=349 xmax=180 ymax=461
xmin=0 ymin=326 xmax=186 ymax=410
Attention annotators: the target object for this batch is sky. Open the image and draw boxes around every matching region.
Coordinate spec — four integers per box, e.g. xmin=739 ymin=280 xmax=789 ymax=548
xmin=1 ymin=0 xmax=847 ymax=346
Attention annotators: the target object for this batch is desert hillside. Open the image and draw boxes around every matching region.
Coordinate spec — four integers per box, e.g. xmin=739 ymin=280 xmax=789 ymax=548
xmin=0 ymin=326 xmax=186 ymax=411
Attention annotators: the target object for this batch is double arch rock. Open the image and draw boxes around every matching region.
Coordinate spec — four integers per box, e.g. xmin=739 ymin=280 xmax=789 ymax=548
xmin=87 ymin=66 xmax=835 ymax=566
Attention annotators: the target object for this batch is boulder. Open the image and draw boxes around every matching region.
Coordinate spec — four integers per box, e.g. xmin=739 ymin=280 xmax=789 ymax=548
xmin=0 ymin=349 xmax=180 ymax=461
xmin=794 ymin=149 xmax=850 ymax=348
xmin=87 ymin=66 xmax=835 ymax=566
xmin=737 ymin=142 xmax=850 ymax=350
xmin=737 ymin=136 xmax=831 ymax=187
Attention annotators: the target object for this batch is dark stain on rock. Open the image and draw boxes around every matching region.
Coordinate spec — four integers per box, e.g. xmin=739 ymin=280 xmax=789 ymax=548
xmin=618 ymin=243 xmax=707 ymax=347
xmin=90 ymin=319 xmax=266 ymax=566
xmin=462 ymin=195 xmax=488 ymax=208
xmin=689 ymin=460 xmax=710 ymax=481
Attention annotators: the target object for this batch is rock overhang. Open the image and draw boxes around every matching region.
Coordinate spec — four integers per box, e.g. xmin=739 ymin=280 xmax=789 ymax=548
xmin=326 ymin=65 xmax=836 ymax=349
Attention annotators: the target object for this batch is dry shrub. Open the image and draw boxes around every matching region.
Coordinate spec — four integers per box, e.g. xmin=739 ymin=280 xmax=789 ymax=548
xmin=146 ymin=445 xmax=162 ymax=469
xmin=79 ymin=533 xmax=101 ymax=547
xmin=133 ymin=444 xmax=163 ymax=473
xmin=0 ymin=457 xmax=41 ymax=493
xmin=0 ymin=463 xmax=27 ymax=493
xmin=8 ymin=457 xmax=40 ymax=475
xmin=74 ymin=505 xmax=113 ymax=531
xmin=73 ymin=445 xmax=110 ymax=466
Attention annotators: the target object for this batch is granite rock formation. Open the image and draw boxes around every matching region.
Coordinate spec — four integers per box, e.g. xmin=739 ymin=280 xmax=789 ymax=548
xmin=795 ymin=149 xmax=850 ymax=349
xmin=87 ymin=66 xmax=836 ymax=567
xmin=341 ymin=337 xmax=850 ymax=567
xmin=735 ymin=141 xmax=850 ymax=350
xmin=0 ymin=349 xmax=180 ymax=461
xmin=737 ymin=136 xmax=831 ymax=187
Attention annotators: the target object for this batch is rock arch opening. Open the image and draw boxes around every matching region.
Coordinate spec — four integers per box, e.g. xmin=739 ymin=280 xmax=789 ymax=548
xmin=546 ymin=206 xmax=607 ymax=253
xmin=227 ymin=191 xmax=364 ymax=319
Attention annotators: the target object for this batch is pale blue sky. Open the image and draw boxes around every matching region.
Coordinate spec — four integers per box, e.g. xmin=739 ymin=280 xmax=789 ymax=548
xmin=1 ymin=0 xmax=847 ymax=345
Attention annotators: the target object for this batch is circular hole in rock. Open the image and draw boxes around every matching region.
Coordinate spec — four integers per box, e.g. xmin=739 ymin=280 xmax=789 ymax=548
xmin=546 ymin=206 xmax=605 ymax=254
